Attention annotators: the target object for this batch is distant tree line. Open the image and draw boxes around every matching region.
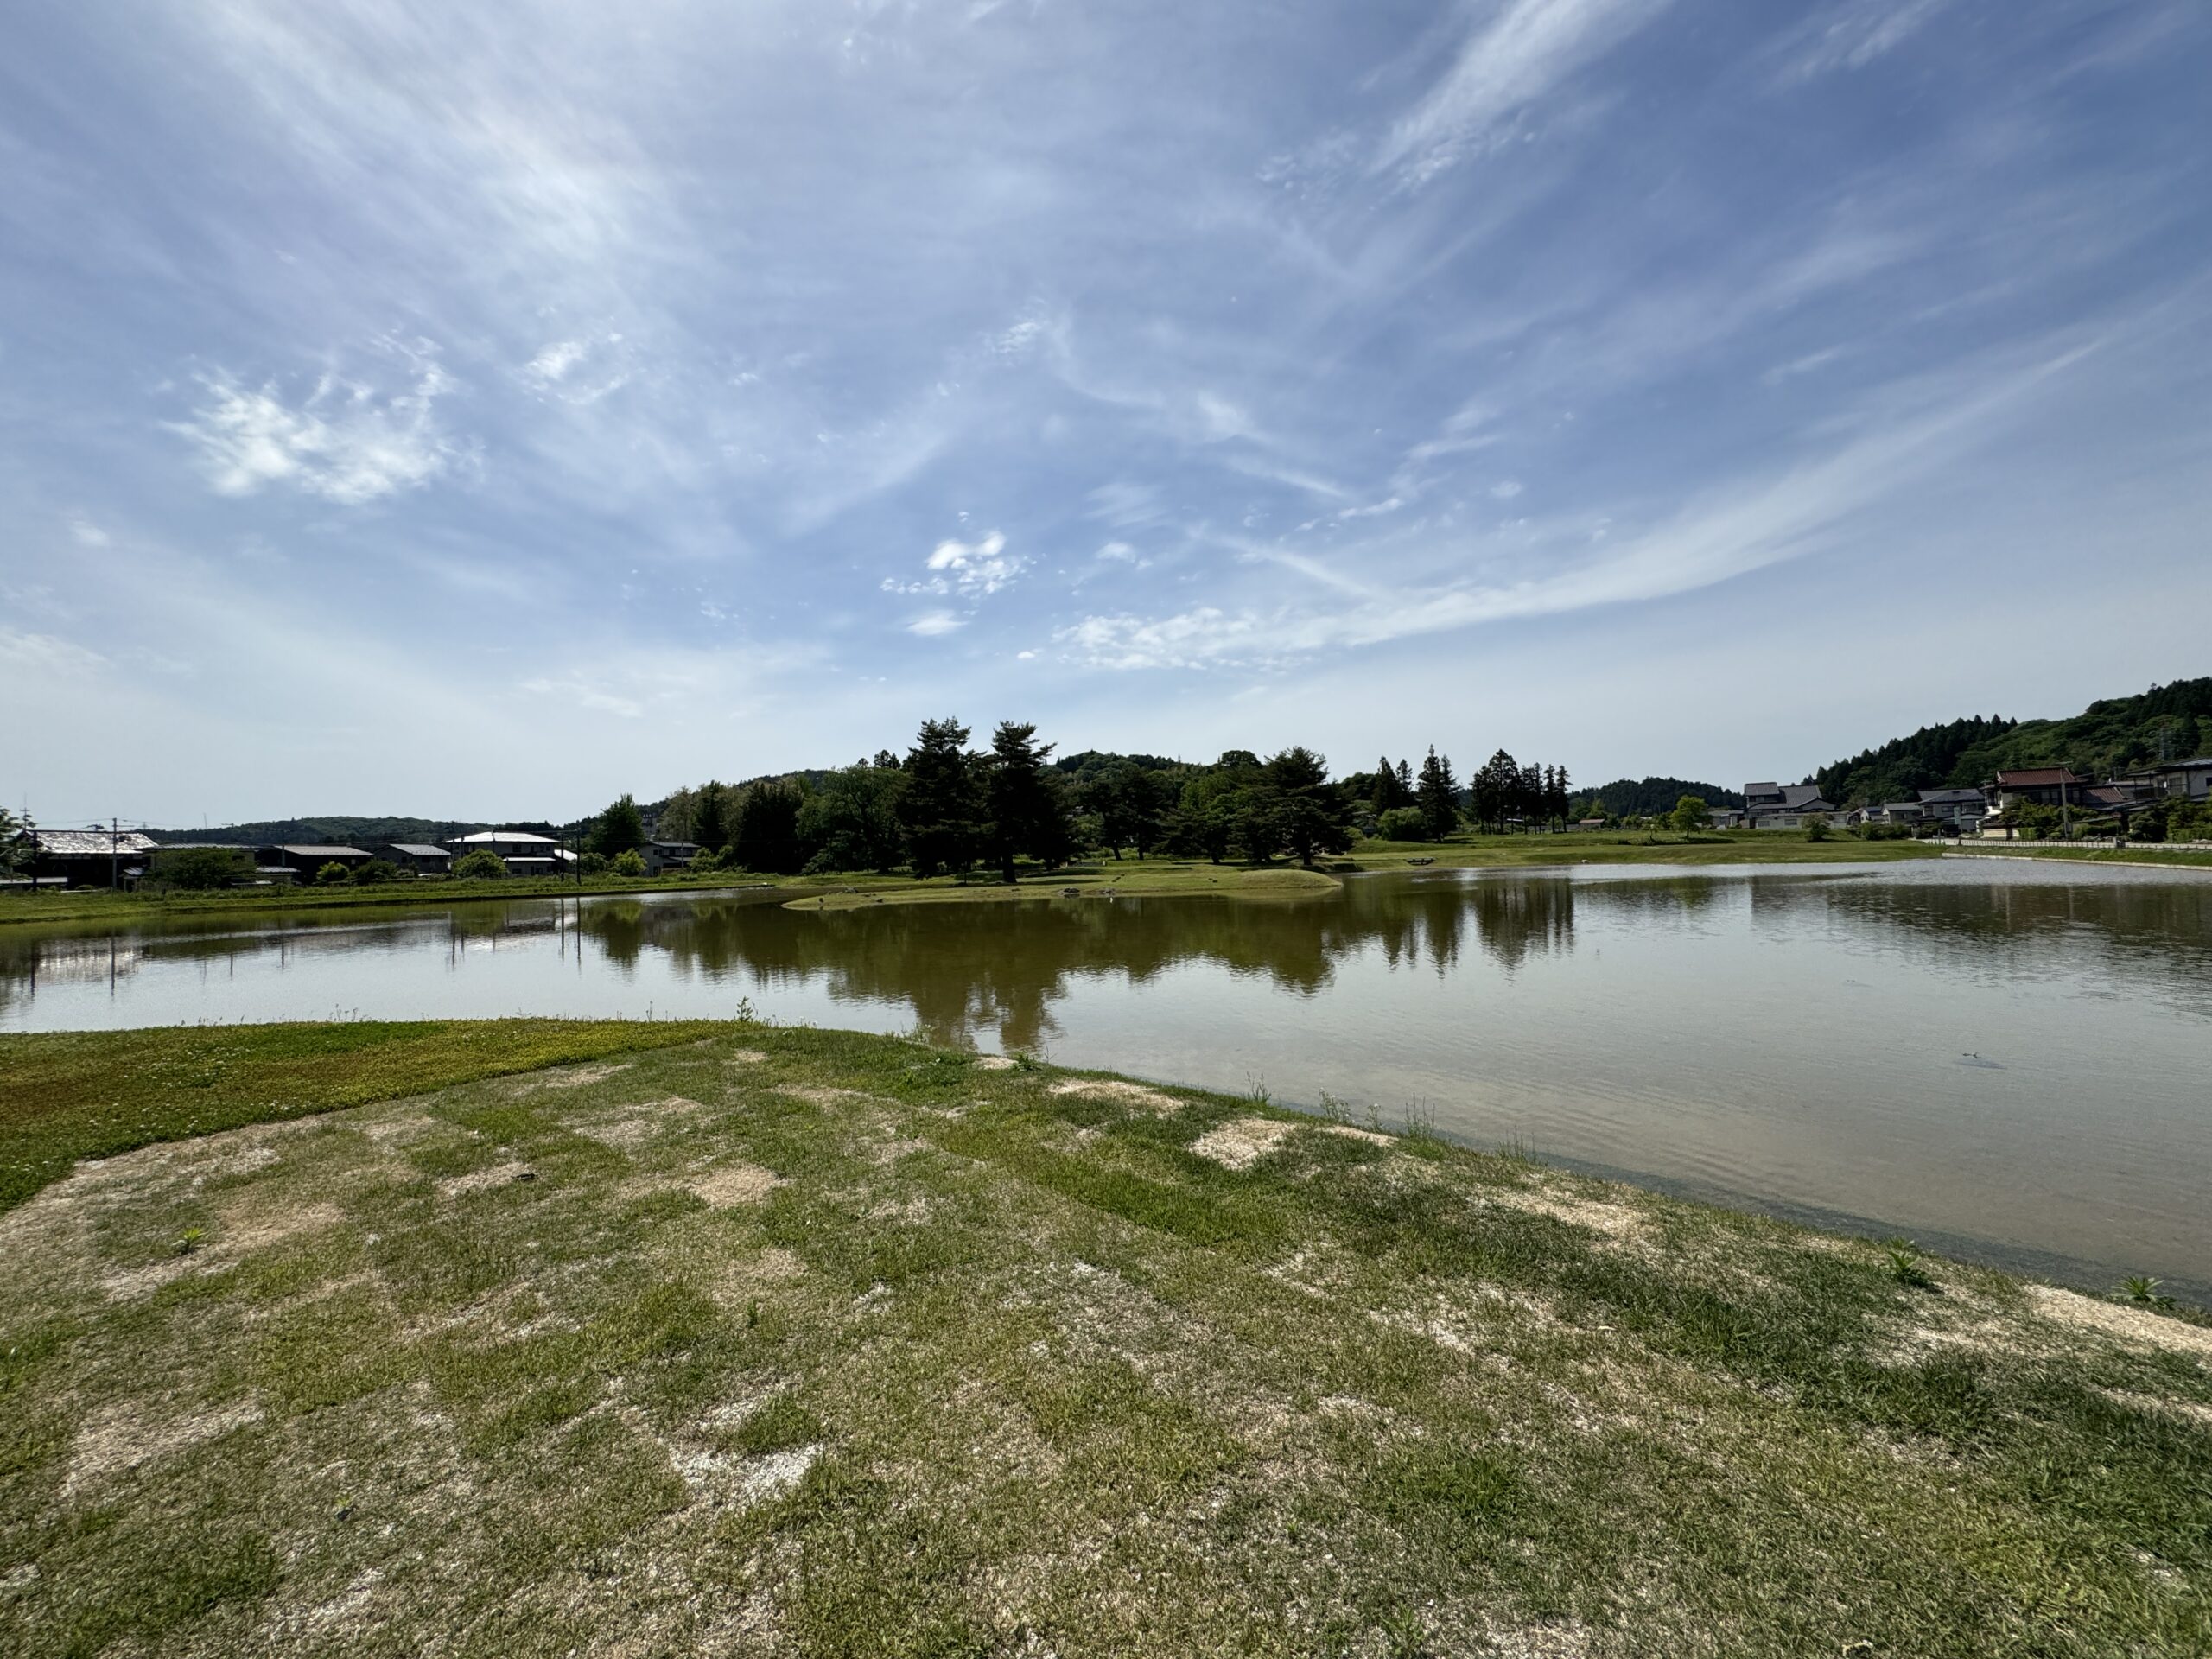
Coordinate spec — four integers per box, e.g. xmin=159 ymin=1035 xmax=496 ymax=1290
xmin=611 ymin=725 xmax=1582 ymax=880
xmin=1569 ymin=777 xmax=1743 ymax=818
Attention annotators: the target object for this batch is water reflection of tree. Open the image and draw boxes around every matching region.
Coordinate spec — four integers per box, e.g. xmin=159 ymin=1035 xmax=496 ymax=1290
xmin=563 ymin=877 xmax=1580 ymax=1049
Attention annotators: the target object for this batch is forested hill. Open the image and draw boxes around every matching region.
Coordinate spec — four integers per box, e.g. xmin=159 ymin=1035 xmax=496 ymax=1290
xmin=1577 ymin=778 xmax=1744 ymax=816
xmin=144 ymin=817 xmax=556 ymax=847
xmin=1812 ymin=677 xmax=2212 ymax=805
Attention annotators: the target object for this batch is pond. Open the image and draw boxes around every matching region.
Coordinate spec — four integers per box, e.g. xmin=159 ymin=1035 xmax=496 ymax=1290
xmin=5 ymin=860 xmax=2209 ymax=1299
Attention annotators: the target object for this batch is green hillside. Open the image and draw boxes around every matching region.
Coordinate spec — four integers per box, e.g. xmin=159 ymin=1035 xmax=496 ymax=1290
xmin=1576 ymin=777 xmax=1744 ymax=816
xmin=1814 ymin=678 xmax=2212 ymax=805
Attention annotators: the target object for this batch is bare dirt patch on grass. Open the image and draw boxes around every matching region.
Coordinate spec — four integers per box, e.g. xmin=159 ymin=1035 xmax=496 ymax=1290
xmin=62 ymin=1398 xmax=263 ymax=1497
xmin=1325 ymin=1123 xmax=1394 ymax=1147
xmin=2101 ymin=1388 xmax=2212 ymax=1429
xmin=776 ymin=1084 xmax=893 ymax=1109
xmin=360 ymin=1110 xmax=438 ymax=1149
xmin=1479 ymin=1617 xmax=1594 ymax=1657
xmin=2024 ymin=1285 xmax=2212 ymax=1360
xmin=688 ymin=1162 xmax=783 ymax=1207
xmin=1376 ymin=1283 xmax=1560 ymax=1354
xmin=1048 ymin=1078 xmax=1181 ymax=1115
xmin=435 ymin=1160 xmax=533 ymax=1199
xmin=217 ymin=1196 xmax=347 ymax=1255
xmin=974 ymin=1054 xmax=1019 ymax=1071
xmin=668 ymin=1442 xmax=823 ymax=1510
xmin=1485 ymin=1184 xmax=1649 ymax=1244
xmin=572 ymin=1096 xmax=709 ymax=1150
xmin=518 ymin=1060 xmax=628 ymax=1091
xmin=1190 ymin=1115 xmax=1296 ymax=1169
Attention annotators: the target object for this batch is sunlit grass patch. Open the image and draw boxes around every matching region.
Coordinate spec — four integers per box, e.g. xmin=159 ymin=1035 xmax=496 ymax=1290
xmin=2 ymin=1020 xmax=2209 ymax=1654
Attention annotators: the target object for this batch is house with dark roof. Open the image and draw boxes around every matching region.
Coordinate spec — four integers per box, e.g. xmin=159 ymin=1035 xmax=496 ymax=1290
xmin=1916 ymin=787 xmax=1989 ymax=829
xmin=379 ymin=842 xmax=453 ymax=875
xmin=644 ymin=840 xmax=699 ymax=875
xmin=2149 ymin=758 xmax=2212 ymax=803
xmin=1742 ymin=783 xmax=1837 ymax=829
xmin=270 ymin=844 xmax=374 ymax=877
xmin=16 ymin=828 xmax=161 ymax=887
xmin=1988 ymin=768 xmax=2085 ymax=810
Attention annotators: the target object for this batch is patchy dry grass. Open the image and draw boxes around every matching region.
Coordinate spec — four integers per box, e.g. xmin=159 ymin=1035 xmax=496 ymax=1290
xmin=1 ymin=1021 xmax=2208 ymax=1656
xmin=0 ymin=1020 xmax=731 ymax=1211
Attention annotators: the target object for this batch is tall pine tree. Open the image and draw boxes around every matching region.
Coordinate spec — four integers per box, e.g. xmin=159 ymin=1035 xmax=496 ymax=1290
xmin=897 ymin=718 xmax=985 ymax=878
xmin=1415 ymin=747 xmax=1460 ymax=840
xmin=692 ymin=781 xmax=730 ymax=855
xmin=982 ymin=721 xmax=1074 ymax=883
xmin=1471 ymin=750 xmax=1519 ymax=831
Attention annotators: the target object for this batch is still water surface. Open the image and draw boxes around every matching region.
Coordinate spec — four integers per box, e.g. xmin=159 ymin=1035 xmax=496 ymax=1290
xmin=6 ymin=861 xmax=2209 ymax=1297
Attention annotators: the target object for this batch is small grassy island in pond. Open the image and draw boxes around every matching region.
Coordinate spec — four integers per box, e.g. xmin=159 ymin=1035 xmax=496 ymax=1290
xmin=2 ymin=1021 xmax=2208 ymax=1656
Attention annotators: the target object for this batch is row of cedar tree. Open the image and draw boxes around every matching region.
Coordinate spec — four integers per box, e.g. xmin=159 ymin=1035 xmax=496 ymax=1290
xmin=592 ymin=721 xmax=1573 ymax=882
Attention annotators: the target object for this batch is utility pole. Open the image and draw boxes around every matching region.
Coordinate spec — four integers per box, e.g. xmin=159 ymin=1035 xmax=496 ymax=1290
xmin=111 ymin=816 xmax=119 ymax=890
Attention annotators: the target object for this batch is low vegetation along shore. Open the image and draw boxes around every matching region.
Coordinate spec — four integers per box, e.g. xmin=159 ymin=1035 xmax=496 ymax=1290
xmin=0 ymin=830 xmax=1941 ymax=929
xmin=3 ymin=1020 xmax=2208 ymax=1655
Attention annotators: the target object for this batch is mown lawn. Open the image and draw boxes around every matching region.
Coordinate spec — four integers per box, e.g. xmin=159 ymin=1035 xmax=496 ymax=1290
xmin=2 ymin=1022 xmax=2207 ymax=1656
xmin=0 ymin=1020 xmax=731 ymax=1211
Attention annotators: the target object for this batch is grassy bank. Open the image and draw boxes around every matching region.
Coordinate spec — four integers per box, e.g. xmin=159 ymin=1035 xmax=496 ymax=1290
xmin=792 ymin=835 xmax=1938 ymax=910
xmin=0 ymin=832 xmax=1939 ymax=931
xmin=3 ymin=1022 xmax=2207 ymax=1656
xmin=0 ymin=872 xmax=796 ymax=929
xmin=1944 ymin=845 xmax=2212 ymax=870
xmin=0 ymin=1020 xmax=731 ymax=1211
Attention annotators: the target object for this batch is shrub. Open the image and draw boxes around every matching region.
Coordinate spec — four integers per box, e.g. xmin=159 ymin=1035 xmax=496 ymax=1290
xmin=576 ymin=851 xmax=609 ymax=875
xmin=1376 ymin=806 xmax=1428 ymax=842
xmin=145 ymin=847 xmax=253 ymax=891
xmin=1802 ymin=814 xmax=1830 ymax=842
xmin=611 ymin=849 xmax=647 ymax=878
xmin=351 ymin=859 xmax=402 ymax=885
xmin=315 ymin=861 xmax=353 ymax=886
xmin=452 ymin=849 xmax=508 ymax=880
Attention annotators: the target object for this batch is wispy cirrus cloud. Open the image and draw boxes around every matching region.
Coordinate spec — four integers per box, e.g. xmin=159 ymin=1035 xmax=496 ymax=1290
xmin=1774 ymin=0 xmax=1953 ymax=84
xmin=5 ymin=0 xmax=2209 ymax=817
xmin=0 ymin=628 xmax=107 ymax=676
xmin=1377 ymin=0 xmax=1671 ymax=184
xmin=1058 ymin=331 xmax=2111 ymax=670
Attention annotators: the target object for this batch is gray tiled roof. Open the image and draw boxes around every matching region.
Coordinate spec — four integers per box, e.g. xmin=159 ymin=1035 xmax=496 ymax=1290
xmin=28 ymin=830 xmax=160 ymax=855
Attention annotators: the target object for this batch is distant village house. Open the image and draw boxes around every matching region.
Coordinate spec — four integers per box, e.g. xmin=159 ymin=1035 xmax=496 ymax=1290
xmin=1742 ymin=784 xmax=1838 ymax=829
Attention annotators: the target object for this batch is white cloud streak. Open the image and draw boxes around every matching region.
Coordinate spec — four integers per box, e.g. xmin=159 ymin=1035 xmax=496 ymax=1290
xmin=1777 ymin=0 xmax=1953 ymax=83
xmin=1378 ymin=0 xmax=1671 ymax=184
xmin=1058 ymin=337 xmax=2103 ymax=670
xmin=172 ymin=348 xmax=467 ymax=505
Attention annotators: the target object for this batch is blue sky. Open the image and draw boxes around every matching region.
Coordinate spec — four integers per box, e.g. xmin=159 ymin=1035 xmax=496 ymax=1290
xmin=4 ymin=0 xmax=2209 ymax=824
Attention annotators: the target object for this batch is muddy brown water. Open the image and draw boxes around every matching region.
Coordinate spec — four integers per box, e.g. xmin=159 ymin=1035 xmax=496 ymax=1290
xmin=5 ymin=861 xmax=2209 ymax=1299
